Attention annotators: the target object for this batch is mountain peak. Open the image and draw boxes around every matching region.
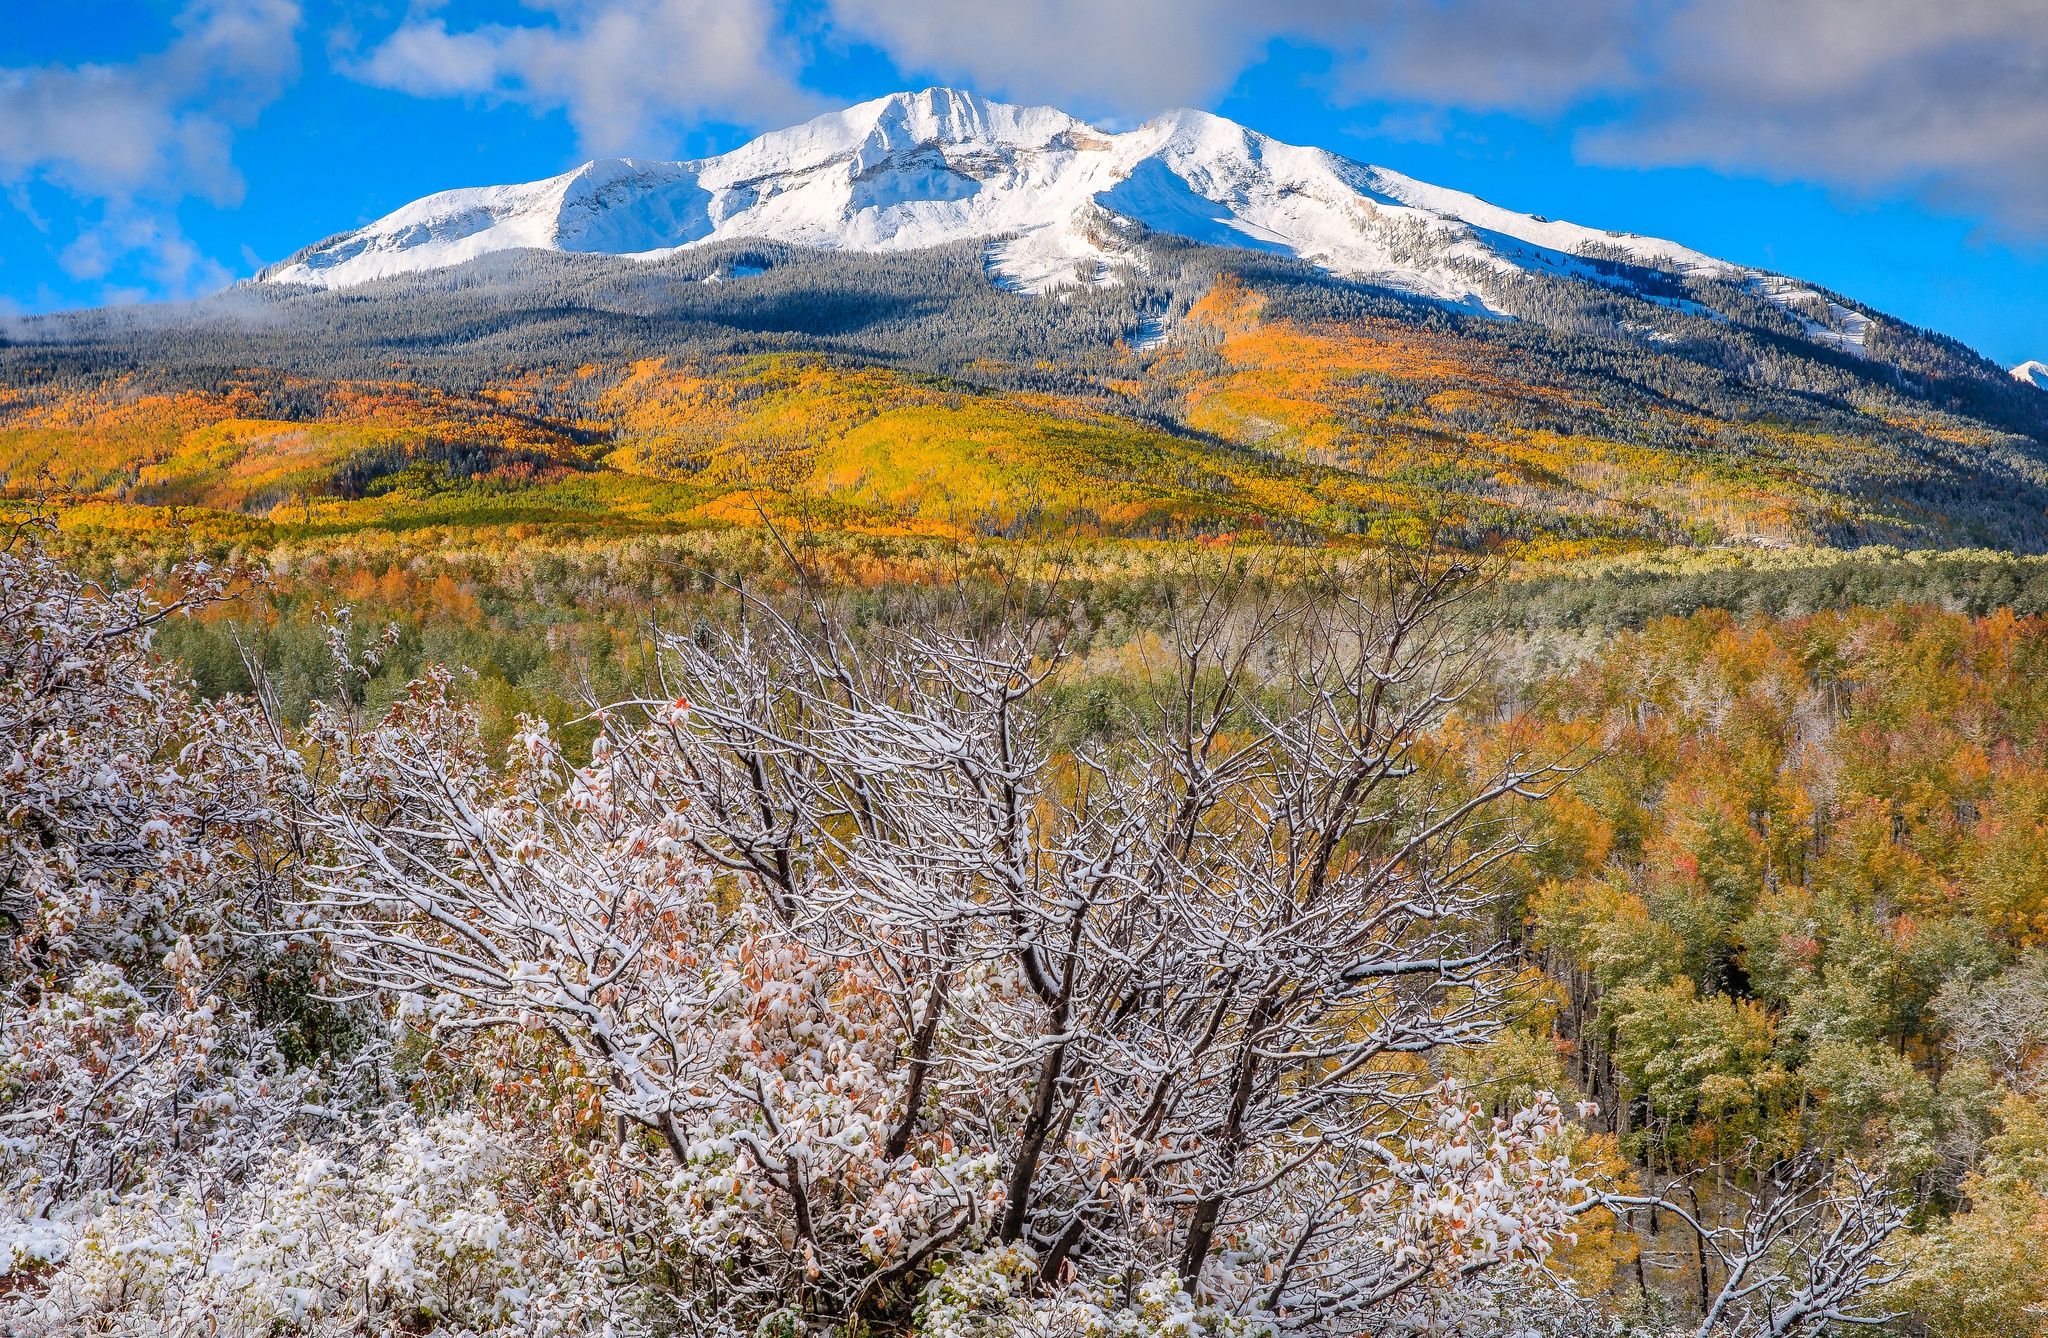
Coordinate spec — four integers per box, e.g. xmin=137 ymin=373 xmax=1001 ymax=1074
xmin=2015 ymin=360 xmax=2048 ymax=390
xmin=854 ymin=86 xmax=1086 ymax=144
xmin=727 ymin=87 xmax=1092 ymax=177
xmin=256 ymin=88 xmax=1752 ymax=311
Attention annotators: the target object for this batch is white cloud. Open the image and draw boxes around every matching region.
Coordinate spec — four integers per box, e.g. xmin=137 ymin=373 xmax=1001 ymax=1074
xmin=60 ymin=208 xmax=235 ymax=294
xmin=1580 ymin=0 xmax=2048 ymax=236
xmin=1326 ymin=0 xmax=1651 ymax=113
xmin=821 ymin=0 xmax=1320 ymax=113
xmin=816 ymin=0 xmax=1649 ymax=117
xmin=347 ymin=0 xmax=822 ymax=156
xmin=0 ymin=0 xmax=300 ymax=296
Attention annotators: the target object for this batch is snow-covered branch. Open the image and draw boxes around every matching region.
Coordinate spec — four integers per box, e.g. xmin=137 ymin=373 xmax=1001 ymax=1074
xmin=1606 ymin=1152 xmax=1907 ymax=1338
xmin=302 ymin=558 xmax=1587 ymax=1330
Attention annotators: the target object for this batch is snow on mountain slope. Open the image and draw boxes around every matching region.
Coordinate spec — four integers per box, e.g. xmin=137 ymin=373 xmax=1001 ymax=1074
xmin=259 ymin=87 xmax=1745 ymax=310
xmin=1750 ymin=276 xmax=1872 ymax=356
xmin=268 ymin=158 xmax=712 ymax=288
xmin=2016 ymin=361 xmax=2048 ymax=390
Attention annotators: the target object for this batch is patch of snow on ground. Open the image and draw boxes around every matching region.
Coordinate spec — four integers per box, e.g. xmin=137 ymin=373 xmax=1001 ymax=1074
xmin=1 ymin=1213 xmax=80 ymax=1273
xmin=1752 ymin=276 xmax=1870 ymax=356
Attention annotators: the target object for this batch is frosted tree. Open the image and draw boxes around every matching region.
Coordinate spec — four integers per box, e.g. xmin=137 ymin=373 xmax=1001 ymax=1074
xmin=299 ymin=556 xmax=1628 ymax=1333
xmin=1934 ymin=952 xmax=2048 ymax=1094
xmin=1607 ymin=1152 xmax=1907 ymax=1338
xmin=0 ymin=516 xmax=325 ymax=1270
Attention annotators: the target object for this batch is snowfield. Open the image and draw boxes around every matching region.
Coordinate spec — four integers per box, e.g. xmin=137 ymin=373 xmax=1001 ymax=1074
xmin=259 ymin=87 xmax=1750 ymax=310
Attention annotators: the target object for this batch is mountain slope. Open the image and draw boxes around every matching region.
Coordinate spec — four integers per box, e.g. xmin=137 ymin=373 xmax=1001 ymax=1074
xmin=10 ymin=89 xmax=2047 ymax=561
xmin=259 ymin=88 xmax=1744 ymax=313
xmin=2017 ymin=361 xmax=2048 ymax=390
xmin=10 ymin=239 xmax=2048 ymax=558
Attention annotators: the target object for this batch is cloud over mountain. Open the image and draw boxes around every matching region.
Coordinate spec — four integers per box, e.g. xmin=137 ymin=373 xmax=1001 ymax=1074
xmin=0 ymin=0 xmax=300 ymax=294
xmin=346 ymin=0 xmax=823 ymax=155
xmin=1576 ymin=0 xmax=2048 ymax=235
xmin=822 ymin=0 xmax=2048 ymax=234
xmin=373 ymin=0 xmax=2044 ymax=238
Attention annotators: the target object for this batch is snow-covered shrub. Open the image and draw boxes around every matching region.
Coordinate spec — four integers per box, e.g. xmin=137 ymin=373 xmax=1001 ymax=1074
xmin=2 ymin=1110 xmax=641 ymax=1337
xmin=302 ymin=681 xmax=1014 ymax=1320
xmin=914 ymin=1245 xmax=1276 ymax=1338
xmin=0 ymin=527 xmax=296 ymax=980
xmin=0 ymin=525 xmax=340 ymax=1270
xmin=0 ymin=954 xmax=319 ymax=1266
xmin=298 ymin=581 xmax=1618 ymax=1335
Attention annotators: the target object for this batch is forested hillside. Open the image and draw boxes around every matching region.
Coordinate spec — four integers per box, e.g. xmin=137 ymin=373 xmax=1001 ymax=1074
xmin=4 ymin=236 xmax=2045 ymax=559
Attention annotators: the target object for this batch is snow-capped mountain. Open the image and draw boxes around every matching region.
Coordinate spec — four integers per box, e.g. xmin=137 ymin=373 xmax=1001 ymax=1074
xmin=261 ymin=87 xmax=1749 ymax=315
xmin=2016 ymin=361 xmax=2048 ymax=391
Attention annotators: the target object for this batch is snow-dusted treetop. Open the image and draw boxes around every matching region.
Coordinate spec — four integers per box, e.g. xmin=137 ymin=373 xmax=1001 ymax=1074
xmin=258 ymin=86 xmax=1745 ymax=311
xmin=2014 ymin=360 xmax=2048 ymax=390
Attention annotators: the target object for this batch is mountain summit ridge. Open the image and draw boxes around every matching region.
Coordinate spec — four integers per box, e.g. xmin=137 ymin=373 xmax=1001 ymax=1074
xmin=260 ymin=87 xmax=1771 ymax=319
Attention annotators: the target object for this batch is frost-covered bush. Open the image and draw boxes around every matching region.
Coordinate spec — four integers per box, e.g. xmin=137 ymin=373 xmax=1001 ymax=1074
xmin=0 ymin=954 xmax=318 ymax=1267
xmin=0 ymin=526 xmax=294 ymax=980
xmin=297 ymin=576 xmax=1617 ymax=1335
xmin=0 ymin=524 xmax=340 ymax=1273
xmin=914 ymin=1244 xmax=1278 ymax=1338
xmin=301 ymin=680 xmax=1017 ymax=1322
xmin=2 ymin=1111 xmax=640 ymax=1337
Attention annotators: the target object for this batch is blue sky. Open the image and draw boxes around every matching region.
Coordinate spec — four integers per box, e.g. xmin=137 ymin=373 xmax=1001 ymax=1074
xmin=3 ymin=0 xmax=2044 ymax=367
